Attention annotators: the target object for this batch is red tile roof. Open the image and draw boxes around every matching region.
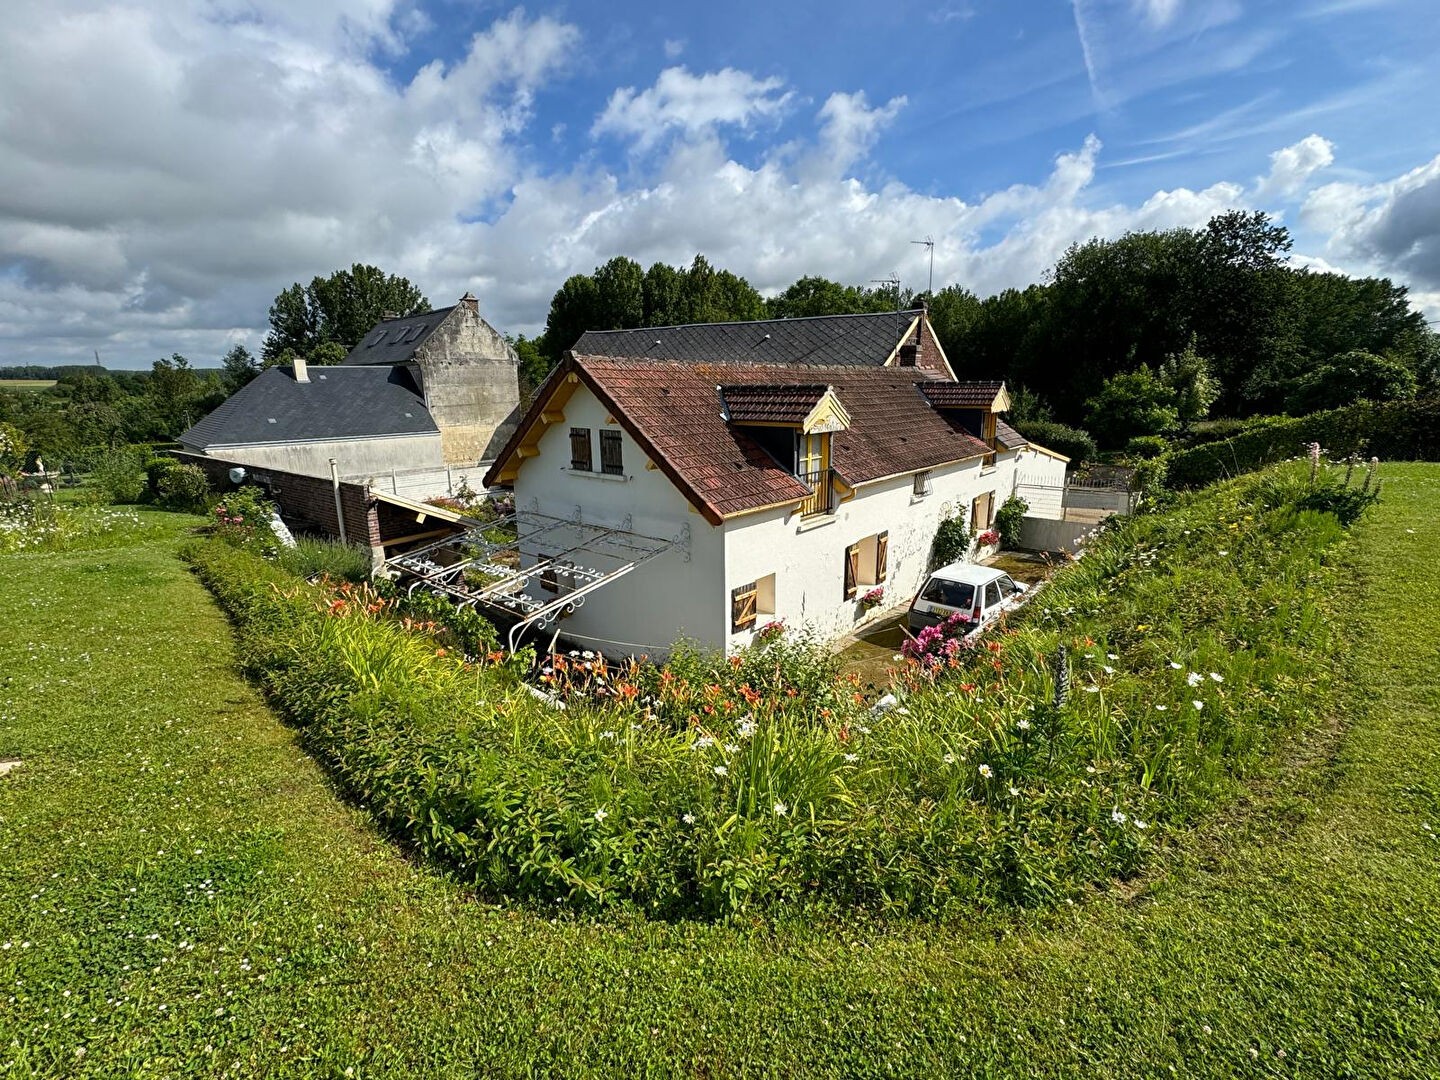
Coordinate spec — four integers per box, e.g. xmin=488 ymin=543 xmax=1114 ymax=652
xmin=919 ymin=380 xmax=1005 ymax=409
xmin=719 ymin=384 xmax=831 ymax=425
xmin=487 ymin=358 xmax=991 ymax=522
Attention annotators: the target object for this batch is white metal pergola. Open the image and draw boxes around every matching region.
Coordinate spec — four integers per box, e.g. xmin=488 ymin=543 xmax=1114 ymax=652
xmin=383 ymin=509 xmax=676 ymax=652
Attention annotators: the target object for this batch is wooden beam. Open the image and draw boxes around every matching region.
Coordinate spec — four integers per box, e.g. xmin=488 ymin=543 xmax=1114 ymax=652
xmin=381 ymin=526 xmax=459 ymax=548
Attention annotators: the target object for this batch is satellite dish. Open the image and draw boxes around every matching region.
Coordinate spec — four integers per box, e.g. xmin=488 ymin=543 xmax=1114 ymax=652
xmin=228 ymin=467 xmax=247 ymax=484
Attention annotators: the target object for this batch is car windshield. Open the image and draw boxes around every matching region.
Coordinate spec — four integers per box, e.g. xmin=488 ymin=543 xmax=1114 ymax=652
xmin=920 ymin=578 xmax=976 ymax=609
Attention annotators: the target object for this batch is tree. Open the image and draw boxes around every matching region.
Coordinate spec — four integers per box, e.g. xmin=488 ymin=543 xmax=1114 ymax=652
xmin=1158 ymin=338 xmax=1220 ymax=430
xmin=766 ymin=276 xmax=900 ymax=319
xmin=1287 ymin=351 xmax=1419 ymax=414
xmin=221 ymin=344 xmax=260 ymax=393
xmin=1084 ymin=365 xmax=1179 ymax=449
xmin=509 ymin=334 xmax=550 ymax=397
xmin=262 ymin=264 xmax=429 ymax=362
xmin=146 ymin=354 xmax=203 ymax=436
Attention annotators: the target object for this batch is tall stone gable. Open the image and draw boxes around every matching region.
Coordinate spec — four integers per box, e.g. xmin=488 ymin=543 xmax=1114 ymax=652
xmin=413 ymin=296 xmax=522 ymax=464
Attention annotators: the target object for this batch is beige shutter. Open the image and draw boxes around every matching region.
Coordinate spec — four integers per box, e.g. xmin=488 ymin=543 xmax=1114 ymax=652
xmin=844 ymin=544 xmax=859 ymax=600
xmin=875 ymin=531 xmax=889 ymax=583
xmin=731 ymin=583 xmax=758 ymax=632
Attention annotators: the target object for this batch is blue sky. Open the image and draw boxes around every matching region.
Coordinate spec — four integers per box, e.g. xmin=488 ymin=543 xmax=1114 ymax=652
xmin=0 ymin=0 xmax=1436 ymax=366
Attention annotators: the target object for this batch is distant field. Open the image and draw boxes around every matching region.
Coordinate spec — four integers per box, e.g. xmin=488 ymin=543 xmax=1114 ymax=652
xmin=0 ymin=378 xmax=55 ymax=390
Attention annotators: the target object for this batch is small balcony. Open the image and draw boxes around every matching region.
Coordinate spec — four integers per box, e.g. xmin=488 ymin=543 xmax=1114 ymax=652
xmin=798 ymin=467 xmax=836 ymax=518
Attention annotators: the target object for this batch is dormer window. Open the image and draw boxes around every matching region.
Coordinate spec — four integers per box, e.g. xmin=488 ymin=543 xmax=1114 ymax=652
xmin=719 ymin=384 xmax=851 ymax=517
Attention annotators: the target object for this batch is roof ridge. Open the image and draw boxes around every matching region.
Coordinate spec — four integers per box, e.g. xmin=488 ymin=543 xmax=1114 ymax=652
xmin=579 ymin=309 xmax=920 ymax=336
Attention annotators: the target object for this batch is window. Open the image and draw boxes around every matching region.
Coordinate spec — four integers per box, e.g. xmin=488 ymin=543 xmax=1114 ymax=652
xmin=996 ymin=575 xmax=1019 ymax=599
xmin=599 ymin=429 xmax=624 ymax=475
xmin=971 ymin=491 xmax=995 ymax=531
xmin=921 ymin=578 xmax=975 ymax=609
xmin=731 ymin=574 xmax=776 ymax=633
xmin=984 ymin=580 xmax=1002 ymax=610
xmin=913 ymin=471 xmax=932 ymax=497
xmin=569 ymin=428 xmax=592 ymax=471
xmin=844 ymin=532 xmax=888 ymax=600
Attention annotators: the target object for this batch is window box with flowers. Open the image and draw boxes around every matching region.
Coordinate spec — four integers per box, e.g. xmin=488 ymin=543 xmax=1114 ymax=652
xmin=858 ymin=585 xmax=885 ymax=613
xmin=977 ymin=528 xmax=1001 ymax=548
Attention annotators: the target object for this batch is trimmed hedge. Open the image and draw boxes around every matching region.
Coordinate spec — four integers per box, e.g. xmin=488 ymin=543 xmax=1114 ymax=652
xmin=1165 ymin=396 xmax=1440 ymax=489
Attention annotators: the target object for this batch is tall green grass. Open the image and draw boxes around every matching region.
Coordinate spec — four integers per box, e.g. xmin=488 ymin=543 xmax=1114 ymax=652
xmin=184 ymin=462 xmax=1366 ymax=919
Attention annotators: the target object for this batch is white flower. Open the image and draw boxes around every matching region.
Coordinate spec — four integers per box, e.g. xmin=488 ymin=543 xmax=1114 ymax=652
xmin=695 ymin=735 xmax=715 ymax=749
xmin=736 ymin=716 xmax=757 ymax=737
xmin=568 ymin=650 xmax=579 ymax=658
xmin=582 ymin=651 xmax=595 ymax=660
xmin=1218 ymin=550 xmax=1229 ymax=557
xmin=600 ymin=730 xmax=617 ymax=740
xmin=978 ymin=764 xmax=993 ymax=779
xmin=1085 ymin=685 xmax=1100 ymax=693
xmin=1186 ymin=672 xmax=1203 ymax=687
xmin=773 ymin=801 xmax=788 ymax=816
xmin=1168 ymin=661 xmax=1183 ymax=670
xmin=593 ymin=808 xmax=607 ymax=822
xmin=892 ymin=654 xmax=903 ymax=662
xmin=1201 ymin=1025 xmax=1211 ymax=1035
xmin=1107 ymin=653 xmax=1118 ymax=661
xmin=943 ymin=753 xmax=956 ymax=764
xmin=1086 ymin=765 xmax=1096 ymax=774
xmin=1111 ymin=808 xmax=1127 ymax=824
xmin=1134 ymin=819 xmax=1148 ymax=830
xmin=844 ymin=753 xmax=858 ymax=763
xmin=724 ymin=743 xmax=740 ymax=754
xmin=1016 ymin=718 xmax=1031 ymax=731
xmin=1155 ymin=704 xmax=1168 ymax=711
xmin=681 ymin=813 xmax=696 ymax=825
xmin=1192 ymin=700 xmax=1204 ymax=711
xmin=1008 ymin=786 xmax=1020 ymax=797
xmin=1102 ymin=665 xmax=1115 ymax=675
xmin=713 ymin=765 xmax=728 ymax=777
xmin=1209 ymin=672 xmax=1224 ymax=683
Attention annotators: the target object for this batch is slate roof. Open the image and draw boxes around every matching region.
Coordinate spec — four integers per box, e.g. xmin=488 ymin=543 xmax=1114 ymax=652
xmin=994 ymin=418 xmax=1028 ymax=450
xmin=488 ymin=357 xmax=994 ymax=522
xmin=179 ymin=366 xmax=437 ymax=449
xmin=571 ymin=311 xmax=922 ymax=368
xmin=342 ymin=306 xmax=454 ymax=366
xmin=720 ymin=384 xmax=831 ymax=425
xmin=919 ymin=380 xmax=1005 ymax=409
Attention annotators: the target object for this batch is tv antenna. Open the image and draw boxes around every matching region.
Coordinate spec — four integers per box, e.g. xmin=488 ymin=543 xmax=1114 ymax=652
xmin=869 ymin=274 xmax=901 ymax=309
xmin=910 ymin=236 xmax=935 ymax=296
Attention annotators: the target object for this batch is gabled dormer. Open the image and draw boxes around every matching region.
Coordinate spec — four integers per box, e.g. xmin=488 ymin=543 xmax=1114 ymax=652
xmin=720 ymin=384 xmax=851 ymax=516
xmin=919 ymin=380 xmax=1012 ymax=466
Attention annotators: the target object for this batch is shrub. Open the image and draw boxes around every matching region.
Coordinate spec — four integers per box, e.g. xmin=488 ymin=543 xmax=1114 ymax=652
xmin=183 ymin=461 xmax=1368 ymax=919
xmin=156 ymin=462 xmax=210 ymax=511
xmin=280 ymin=536 xmax=373 ymax=583
xmin=993 ymin=494 xmax=1029 ymax=549
xmin=211 ymin=485 xmax=279 ymax=558
xmin=91 ymin=447 xmax=147 ymax=503
xmin=1084 ymin=365 xmax=1179 ymax=449
xmin=1125 ymin=434 xmax=1169 ymax=459
xmin=1014 ymin=420 xmax=1096 ymax=466
xmin=931 ymin=513 xmax=969 ymax=568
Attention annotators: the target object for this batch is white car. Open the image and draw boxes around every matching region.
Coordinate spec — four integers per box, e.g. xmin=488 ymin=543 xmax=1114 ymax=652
xmin=907 ymin=563 xmax=1029 ymax=635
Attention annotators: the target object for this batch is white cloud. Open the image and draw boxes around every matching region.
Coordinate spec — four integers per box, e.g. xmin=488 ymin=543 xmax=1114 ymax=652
xmin=1254 ymin=134 xmax=1336 ymax=199
xmin=813 ymin=91 xmax=908 ymax=174
xmin=592 ymin=67 xmax=794 ymax=151
xmin=1302 ymin=150 xmax=1440 ymax=296
xmin=663 ymin=38 xmax=685 ymax=59
xmin=1134 ymin=0 xmax=1184 ymax=27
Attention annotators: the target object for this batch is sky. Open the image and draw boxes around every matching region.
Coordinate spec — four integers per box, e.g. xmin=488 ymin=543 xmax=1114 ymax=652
xmin=1 ymin=0 xmax=1438 ymax=369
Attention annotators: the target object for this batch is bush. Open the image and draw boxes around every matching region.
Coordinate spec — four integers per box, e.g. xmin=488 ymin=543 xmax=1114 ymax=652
xmin=211 ymin=485 xmax=279 ymax=558
xmin=1125 ymin=435 xmax=1169 ymax=459
xmin=993 ymin=494 xmax=1029 ymax=549
xmin=183 ymin=461 xmax=1367 ymax=919
xmin=91 ymin=448 xmax=147 ymax=503
xmin=1014 ymin=420 xmax=1096 ymax=466
xmin=931 ymin=513 xmax=970 ymax=568
xmin=280 ymin=536 xmax=373 ymax=583
xmin=156 ymin=462 xmax=210 ymax=511
xmin=1165 ymin=396 xmax=1440 ymax=489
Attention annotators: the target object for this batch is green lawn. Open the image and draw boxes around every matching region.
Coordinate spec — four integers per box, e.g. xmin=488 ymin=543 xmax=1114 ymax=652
xmin=0 ymin=379 xmax=56 ymax=391
xmin=2 ymin=476 xmax=1438 ymax=1077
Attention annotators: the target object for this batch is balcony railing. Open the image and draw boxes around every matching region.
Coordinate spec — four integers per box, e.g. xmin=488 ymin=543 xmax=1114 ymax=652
xmin=798 ymin=467 xmax=836 ymax=518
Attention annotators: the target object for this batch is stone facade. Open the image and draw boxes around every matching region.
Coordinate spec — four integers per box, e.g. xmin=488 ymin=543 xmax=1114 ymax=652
xmin=412 ymin=297 xmax=522 ymax=465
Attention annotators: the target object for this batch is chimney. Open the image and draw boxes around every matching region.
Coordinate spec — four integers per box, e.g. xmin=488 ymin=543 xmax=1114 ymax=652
xmin=293 ymin=353 xmax=310 ymax=383
xmin=459 ymin=291 xmax=479 ymax=314
xmin=897 ymin=343 xmax=918 ymax=367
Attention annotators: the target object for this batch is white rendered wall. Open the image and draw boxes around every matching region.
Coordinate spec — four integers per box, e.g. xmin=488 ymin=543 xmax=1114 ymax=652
xmin=511 ymin=387 xmax=726 ymax=656
xmin=192 ymin=434 xmax=444 ymax=480
xmin=722 ymin=451 xmax=1029 ymax=649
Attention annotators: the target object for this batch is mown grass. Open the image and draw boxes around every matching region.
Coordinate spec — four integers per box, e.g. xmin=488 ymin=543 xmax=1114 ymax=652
xmin=1 ymin=474 xmax=1438 ymax=1075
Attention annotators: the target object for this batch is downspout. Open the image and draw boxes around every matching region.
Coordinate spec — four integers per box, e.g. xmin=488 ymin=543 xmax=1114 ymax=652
xmin=329 ymin=457 xmax=348 ymax=544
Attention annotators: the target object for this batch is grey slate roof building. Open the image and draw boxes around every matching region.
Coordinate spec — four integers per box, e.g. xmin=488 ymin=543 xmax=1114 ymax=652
xmin=342 ymin=306 xmax=457 ymax=367
xmin=179 ymin=366 xmax=437 ymax=450
xmin=572 ymin=309 xmax=953 ymax=375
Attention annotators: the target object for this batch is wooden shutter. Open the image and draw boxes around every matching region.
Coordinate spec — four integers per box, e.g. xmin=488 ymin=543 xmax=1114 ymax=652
xmin=844 ymin=544 xmax=859 ymax=600
xmin=569 ymin=428 xmax=592 ymax=471
xmin=599 ymin=429 xmax=623 ymax=475
xmin=875 ymin=531 xmax=888 ymax=583
xmin=731 ymin=582 xmax=758 ymax=632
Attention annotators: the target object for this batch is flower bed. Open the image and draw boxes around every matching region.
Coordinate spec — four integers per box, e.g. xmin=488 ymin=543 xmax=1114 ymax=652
xmin=0 ymin=496 xmax=143 ymax=554
xmin=184 ymin=462 xmax=1367 ymax=918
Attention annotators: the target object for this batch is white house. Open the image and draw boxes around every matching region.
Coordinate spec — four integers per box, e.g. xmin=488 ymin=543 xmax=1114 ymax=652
xmin=482 ymin=309 xmax=1067 ymax=655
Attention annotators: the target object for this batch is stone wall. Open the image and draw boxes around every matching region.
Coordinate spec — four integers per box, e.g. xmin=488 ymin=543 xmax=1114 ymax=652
xmin=414 ymin=304 xmax=523 ymax=466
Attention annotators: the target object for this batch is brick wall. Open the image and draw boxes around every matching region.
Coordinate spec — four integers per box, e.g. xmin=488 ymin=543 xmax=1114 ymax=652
xmin=170 ymin=451 xmax=379 ymax=545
